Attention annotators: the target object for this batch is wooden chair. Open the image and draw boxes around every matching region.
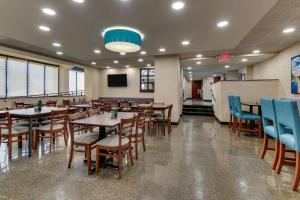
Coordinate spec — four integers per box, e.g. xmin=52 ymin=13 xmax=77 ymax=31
xmin=120 ymin=101 xmax=131 ymax=112
xmin=0 ymin=112 xmax=29 ymax=160
xmin=102 ymin=102 xmax=112 ymax=112
xmin=153 ymin=104 xmax=173 ymax=135
xmin=137 ymin=105 xmax=154 ymax=133
xmin=34 ymin=109 xmax=68 ymax=152
xmin=63 ymin=100 xmax=71 ymax=106
xmin=95 ymin=115 xmax=136 ymax=178
xmin=67 ymin=112 xmax=100 ymax=174
xmin=46 ymin=100 xmax=57 ymax=107
xmin=131 ymin=112 xmax=146 ymax=159
xmin=15 ymin=102 xmax=25 ymax=108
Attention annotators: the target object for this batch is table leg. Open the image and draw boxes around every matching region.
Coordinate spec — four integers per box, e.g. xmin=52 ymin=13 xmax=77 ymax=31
xmin=162 ymin=110 xmax=166 ymax=136
xmin=28 ymin=118 xmax=32 ymax=157
xmin=99 ymin=126 xmax=106 ymax=164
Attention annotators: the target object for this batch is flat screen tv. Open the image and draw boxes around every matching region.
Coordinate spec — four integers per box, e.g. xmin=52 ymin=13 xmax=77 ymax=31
xmin=107 ymin=74 xmax=127 ymax=87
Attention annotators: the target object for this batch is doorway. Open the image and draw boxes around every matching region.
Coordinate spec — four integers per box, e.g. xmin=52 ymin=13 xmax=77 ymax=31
xmin=192 ymin=80 xmax=202 ymax=99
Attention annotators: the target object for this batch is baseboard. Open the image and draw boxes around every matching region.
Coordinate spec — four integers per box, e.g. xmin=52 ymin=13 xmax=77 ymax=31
xmin=214 ymin=115 xmax=229 ymax=124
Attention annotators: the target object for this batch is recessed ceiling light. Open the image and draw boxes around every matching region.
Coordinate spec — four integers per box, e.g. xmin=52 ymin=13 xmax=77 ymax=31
xmin=120 ymin=52 xmax=126 ymax=55
xmin=147 ymin=64 xmax=151 ymax=67
xmin=225 ymin=65 xmax=230 ymax=68
xmin=283 ymin=27 xmax=295 ymax=34
xmin=42 ymin=8 xmax=56 ymax=16
xmin=72 ymin=0 xmax=85 ymax=3
xmin=138 ymin=58 xmax=144 ymax=62
xmin=187 ymin=67 xmax=192 ymax=70
xmin=91 ymin=62 xmax=96 ymax=65
xmin=159 ymin=48 xmax=166 ymax=52
xmin=213 ymin=74 xmax=217 ymax=77
xmin=252 ymin=50 xmax=261 ymax=54
xmin=125 ymin=65 xmax=130 ymax=68
xmin=140 ymin=51 xmax=147 ymax=55
xmin=182 ymin=40 xmax=190 ymax=46
xmin=106 ymin=66 xmax=110 ymax=69
xmin=172 ymin=1 xmax=185 ymax=10
xmin=196 ymin=54 xmax=202 ymax=58
xmin=241 ymin=58 xmax=248 ymax=62
xmin=56 ymin=51 xmax=63 ymax=55
xmin=52 ymin=42 xmax=61 ymax=47
xmin=188 ymin=71 xmax=192 ymax=74
xmin=217 ymin=21 xmax=229 ymax=28
xmin=196 ymin=61 xmax=202 ymax=65
xmin=39 ymin=25 xmax=50 ymax=32
xmin=113 ymin=60 xmax=119 ymax=64
xmin=94 ymin=49 xmax=101 ymax=54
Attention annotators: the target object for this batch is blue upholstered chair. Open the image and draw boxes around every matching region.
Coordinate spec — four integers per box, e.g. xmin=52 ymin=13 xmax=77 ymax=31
xmin=232 ymin=96 xmax=262 ymax=137
xmin=274 ymin=100 xmax=300 ymax=191
xmin=260 ymin=98 xmax=280 ymax=169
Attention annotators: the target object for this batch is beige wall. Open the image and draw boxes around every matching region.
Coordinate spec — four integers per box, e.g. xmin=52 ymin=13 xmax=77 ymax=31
xmin=183 ymin=77 xmax=192 ymax=100
xmin=202 ymin=77 xmax=214 ymax=100
xmin=252 ymin=42 xmax=300 ymax=99
xmin=214 ymin=80 xmax=279 ymax=122
xmin=154 ymin=56 xmax=181 ymax=123
xmin=98 ymin=68 xmax=154 ymax=98
xmin=226 ymin=70 xmax=239 ymax=80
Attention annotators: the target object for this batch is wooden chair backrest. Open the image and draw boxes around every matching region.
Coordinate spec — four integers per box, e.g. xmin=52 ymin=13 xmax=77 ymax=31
xmin=136 ymin=112 xmax=146 ymax=134
xmin=0 ymin=112 xmax=12 ymax=135
xmin=63 ymin=100 xmax=71 ymax=106
xmin=118 ymin=116 xmax=136 ymax=146
xmin=88 ymin=108 xmax=101 ymax=116
xmin=46 ymin=100 xmax=57 ymax=107
xmin=50 ymin=109 xmax=68 ymax=129
xmin=167 ymin=105 xmax=173 ymax=121
xmin=102 ymin=102 xmax=112 ymax=112
xmin=15 ymin=102 xmax=25 ymax=108
xmin=68 ymin=111 xmax=87 ymax=144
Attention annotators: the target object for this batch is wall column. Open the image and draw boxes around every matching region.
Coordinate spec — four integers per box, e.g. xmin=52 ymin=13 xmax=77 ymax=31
xmin=154 ymin=55 xmax=181 ymax=123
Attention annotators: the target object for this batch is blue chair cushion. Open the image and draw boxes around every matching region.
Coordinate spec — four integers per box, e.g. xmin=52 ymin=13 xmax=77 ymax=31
xmin=279 ymin=134 xmax=295 ymax=150
xmin=264 ymin=125 xmax=277 ymax=139
xmin=236 ymin=111 xmax=261 ymax=120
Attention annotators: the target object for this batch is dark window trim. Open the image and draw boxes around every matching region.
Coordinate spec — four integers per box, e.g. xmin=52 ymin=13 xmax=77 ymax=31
xmin=140 ymin=68 xmax=155 ymax=93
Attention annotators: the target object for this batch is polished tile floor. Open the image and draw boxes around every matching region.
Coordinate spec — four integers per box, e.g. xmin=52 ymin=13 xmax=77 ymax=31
xmin=0 ymin=116 xmax=299 ymax=200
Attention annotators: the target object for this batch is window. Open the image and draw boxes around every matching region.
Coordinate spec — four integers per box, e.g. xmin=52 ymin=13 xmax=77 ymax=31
xmin=7 ymin=59 xmax=27 ymax=97
xmin=69 ymin=69 xmax=85 ymax=96
xmin=45 ymin=65 xmax=59 ymax=95
xmin=28 ymin=62 xmax=44 ymax=96
xmin=0 ymin=57 xmax=6 ymax=98
xmin=0 ymin=54 xmax=59 ymax=98
xmin=140 ymin=68 xmax=154 ymax=92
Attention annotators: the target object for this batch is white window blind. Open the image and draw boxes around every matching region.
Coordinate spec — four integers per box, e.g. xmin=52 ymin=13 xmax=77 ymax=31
xmin=0 ymin=57 xmax=6 ymax=98
xmin=69 ymin=70 xmax=77 ymax=93
xmin=77 ymin=71 xmax=85 ymax=91
xmin=28 ymin=62 xmax=44 ymax=96
xmin=7 ymin=59 xmax=27 ymax=97
xmin=45 ymin=65 xmax=58 ymax=94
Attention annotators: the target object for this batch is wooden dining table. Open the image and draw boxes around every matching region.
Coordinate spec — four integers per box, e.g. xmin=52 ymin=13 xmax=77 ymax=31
xmin=4 ymin=107 xmax=73 ymax=157
xmin=131 ymin=104 xmax=171 ymax=135
xmin=69 ymin=112 xmax=137 ymax=164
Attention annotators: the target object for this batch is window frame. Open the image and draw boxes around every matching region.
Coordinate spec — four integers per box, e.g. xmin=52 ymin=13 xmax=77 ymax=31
xmin=140 ymin=68 xmax=155 ymax=93
xmin=69 ymin=68 xmax=85 ymax=96
xmin=0 ymin=54 xmax=59 ymax=99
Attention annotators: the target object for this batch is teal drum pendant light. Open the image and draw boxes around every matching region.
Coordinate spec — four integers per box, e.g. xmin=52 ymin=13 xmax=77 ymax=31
xmin=102 ymin=26 xmax=144 ymax=53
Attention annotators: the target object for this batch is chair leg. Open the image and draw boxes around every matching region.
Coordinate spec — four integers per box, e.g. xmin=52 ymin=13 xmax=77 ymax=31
xmin=63 ymin=128 xmax=68 ymax=147
xmin=68 ymin=144 xmax=74 ymax=168
xmin=258 ymin=120 xmax=262 ymax=138
xmin=118 ymin=150 xmax=122 ymax=178
xmin=49 ymin=133 xmax=53 ymax=153
xmin=129 ymin=144 xmax=134 ymax=166
xmin=272 ymin=140 xmax=280 ymax=170
xmin=8 ymin=137 xmax=12 ymax=160
xmin=292 ymin=152 xmax=300 ymax=191
xmin=95 ymin=148 xmax=100 ymax=173
xmin=260 ymin=133 xmax=268 ymax=159
xmin=135 ymin=139 xmax=139 ymax=160
xmin=229 ymin=115 xmax=232 ymax=130
xmin=86 ymin=145 xmax=91 ymax=175
xmin=238 ymin=119 xmax=242 ymax=137
xmin=18 ymin=135 xmax=22 ymax=149
xmin=142 ymin=134 xmax=146 ymax=152
xmin=276 ymin=143 xmax=285 ymax=174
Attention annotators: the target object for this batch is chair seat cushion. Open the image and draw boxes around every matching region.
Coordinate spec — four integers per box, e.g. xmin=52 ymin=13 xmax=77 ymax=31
xmin=279 ymin=134 xmax=295 ymax=150
xmin=1 ymin=126 xmax=29 ymax=135
xmin=236 ymin=111 xmax=261 ymax=120
xmin=122 ymin=108 xmax=131 ymax=112
xmin=151 ymin=112 xmax=162 ymax=118
xmin=13 ymin=121 xmax=39 ymax=127
xmin=35 ymin=124 xmax=64 ymax=132
xmin=96 ymin=135 xmax=129 ymax=148
xmin=74 ymin=132 xmax=99 ymax=144
xmin=264 ymin=125 xmax=277 ymax=139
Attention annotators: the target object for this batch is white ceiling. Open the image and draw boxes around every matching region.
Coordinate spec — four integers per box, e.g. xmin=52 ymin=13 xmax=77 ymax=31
xmin=0 ymin=0 xmax=278 ymax=66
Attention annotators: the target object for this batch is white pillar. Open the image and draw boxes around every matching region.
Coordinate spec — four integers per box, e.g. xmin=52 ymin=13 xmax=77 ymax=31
xmin=154 ymin=55 xmax=181 ymax=123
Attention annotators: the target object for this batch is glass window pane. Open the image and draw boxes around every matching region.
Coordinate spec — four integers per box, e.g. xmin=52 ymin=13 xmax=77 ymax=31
xmin=141 ymin=84 xmax=147 ymax=90
xmin=28 ymin=63 xmax=44 ymax=96
xmin=0 ymin=57 xmax=6 ymax=98
xmin=45 ymin=65 xmax=58 ymax=95
xmin=77 ymin=71 xmax=85 ymax=91
xmin=141 ymin=70 xmax=148 ymax=76
xmin=69 ymin=70 xmax=76 ymax=93
xmin=7 ymin=59 xmax=27 ymax=97
xmin=149 ymin=69 xmax=154 ymax=76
